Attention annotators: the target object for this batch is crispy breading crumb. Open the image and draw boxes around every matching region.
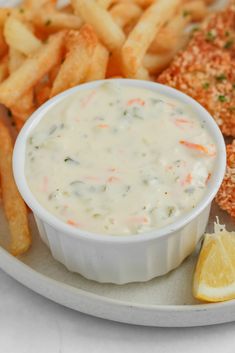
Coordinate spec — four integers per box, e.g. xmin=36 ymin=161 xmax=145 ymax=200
xmin=158 ymin=1 xmax=235 ymax=137
xmin=216 ymin=140 xmax=235 ymax=217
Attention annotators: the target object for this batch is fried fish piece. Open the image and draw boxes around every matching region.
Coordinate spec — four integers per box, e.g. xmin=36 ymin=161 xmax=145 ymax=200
xmin=158 ymin=1 xmax=235 ymax=137
xmin=216 ymin=140 xmax=235 ymax=218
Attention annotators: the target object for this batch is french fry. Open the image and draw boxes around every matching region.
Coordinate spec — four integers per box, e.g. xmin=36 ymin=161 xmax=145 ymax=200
xmin=86 ymin=43 xmax=109 ymax=81
xmin=144 ymin=35 xmax=188 ymax=75
xmin=110 ymin=3 xmax=143 ymax=29
xmin=149 ymin=14 xmax=190 ymax=54
xmin=133 ymin=0 xmax=155 ymax=6
xmin=33 ymin=11 xmax=83 ymax=33
xmin=11 ymin=89 xmax=34 ymax=124
xmin=0 ymin=31 xmax=65 ymax=108
xmin=0 ymin=56 xmax=8 ymax=83
xmin=111 ymin=0 xmax=155 ymax=9
xmin=202 ymin=0 xmax=215 ymax=4
xmin=50 ymin=25 xmax=97 ymax=97
xmin=48 ymin=64 xmax=61 ymax=85
xmin=182 ymin=1 xmax=208 ymax=22
xmin=8 ymin=47 xmax=25 ymax=73
xmin=7 ymin=47 xmax=34 ymax=127
xmin=0 ymin=28 xmax=8 ymax=59
xmin=0 ymin=8 xmax=14 ymax=27
xmin=35 ymin=80 xmax=51 ymax=106
xmin=96 ymin=0 xmax=113 ymax=9
xmin=122 ymin=0 xmax=181 ymax=78
xmin=0 ymin=7 xmax=33 ymax=27
xmin=4 ymin=16 xmax=42 ymax=56
xmin=106 ymin=51 xmax=123 ymax=77
xmin=0 ymin=119 xmax=31 ymax=255
xmin=71 ymin=0 xmax=125 ymax=51
xmin=12 ymin=114 xmax=27 ymax=131
xmin=22 ymin=0 xmax=56 ymax=12
xmin=59 ymin=4 xmax=73 ymax=14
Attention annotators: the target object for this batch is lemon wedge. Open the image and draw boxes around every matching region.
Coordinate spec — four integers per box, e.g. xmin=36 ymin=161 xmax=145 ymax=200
xmin=193 ymin=220 xmax=235 ymax=302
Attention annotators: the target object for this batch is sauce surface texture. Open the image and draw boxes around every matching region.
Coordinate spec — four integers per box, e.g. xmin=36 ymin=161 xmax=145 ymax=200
xmin=25 ymin=83 xmax=216 ymax=235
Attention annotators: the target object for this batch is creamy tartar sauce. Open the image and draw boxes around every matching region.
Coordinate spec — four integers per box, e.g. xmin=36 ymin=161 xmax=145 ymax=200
xmin=25 ymin=83 xmax=216 ymax=235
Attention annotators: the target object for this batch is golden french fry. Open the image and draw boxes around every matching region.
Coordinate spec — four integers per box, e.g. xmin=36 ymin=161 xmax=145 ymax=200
xmin=48 ymin=64 xmax=61 ymax=85
xmin=111 ymin=0 xmax=155 ymax=8
xmin=202 ymin=0 xmax=215 ymax=4
xmin=0 ymin=56 xmax=9 ymax=83
xmin=106 ymin=51 xmax=123 ymax=77
xmin=133 ymin=0 xmax=155 ymax=6
xmin=144 ymin=52 xmax=175 ymax=75
xmin=0 ymin=31 xmax=65 ymax=108
xmin=8 ymin=47 xmax=25 ymax=73
xmin=11 ymin=89 xmax=34 ymax=123
xmin=58 ymin=4 xmax=73 ymax=13
xmin=22 ymin=0 xmax=56 ymax=12
xmin=0 ymin=8 xmax=14 ymax=27
xmin=50 ymin=25 xmax=97 ymax=97
xmin=149 ymin=14 xmax=190 ymax=54
xmin=0 ymin=7 xmax=34 ymax=27
xmin=0 ymin=119 xmax=31 ymax=255
xmin=0 ymin=28 xmax=8 ymax=59
xmin=4 ymin=16 xmax=42 ymax=56
xmin=144 ymin=35 xmax=188 ymax=75
xmin=8 ymin=47 xmax=35 ymax=125
xmin=12 ymin=114 xmax=27 ymax=131
xmin=71 ymin=0 xmax=125 ymax=51
xmin=33 ymin=11 xmax=83 ymax=33
xmin=86 ymin=43 xmax=109 ymax=81
xmin=110 ymin=3 xmax=143 ymax=29
xmin=96 ymin=0 xmax=113 ymax=9
xmin=182 ymin=1 xmax=208 ymax=22
xmin=121 ymin=0 xmax=181 ymax=79
xmin=35 ymin=80 xmax=51 ymax=106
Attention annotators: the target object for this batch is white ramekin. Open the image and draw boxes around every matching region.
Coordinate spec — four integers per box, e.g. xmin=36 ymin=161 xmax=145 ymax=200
xmin=13 ymin=79 xmax=226 ymax=284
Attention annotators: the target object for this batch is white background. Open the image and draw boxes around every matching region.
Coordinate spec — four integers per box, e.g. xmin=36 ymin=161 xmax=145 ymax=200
xmin=1 ymin=269 xmax=235 ymax=353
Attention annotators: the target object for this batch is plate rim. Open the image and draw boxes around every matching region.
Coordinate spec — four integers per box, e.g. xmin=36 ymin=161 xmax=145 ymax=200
xmin=1 ymin=244 xmax=235 ymax=327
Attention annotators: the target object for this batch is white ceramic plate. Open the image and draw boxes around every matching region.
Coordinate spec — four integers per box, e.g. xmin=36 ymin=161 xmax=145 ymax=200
xmin=0 ymin=202 xmax=235 ymax=327
xmin=0 ymin=0 xmax=234 ymax=328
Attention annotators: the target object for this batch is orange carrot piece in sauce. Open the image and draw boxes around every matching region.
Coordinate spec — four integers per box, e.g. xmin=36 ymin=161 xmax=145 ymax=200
xmin=107 ymin=176 xmax=119 ymax=183
xmin=97 ymin=124 xmax=109 ymax=128
xmin=129 ymin=216 xmax=149 ymax=224
xmin=67 ymin=219 xmax=79 ymax=227
xmin=181 ymin=173 xmax=192 ymax=186
xmin=176 ymin=118 xmax=190 ymax=123
xmin=180 ymin=140 xmax=216 ymax=156
xmin=127 ymin=98 xmax=145 ymax=106
xmin=175 ymin=118 xmax=193 ymax=128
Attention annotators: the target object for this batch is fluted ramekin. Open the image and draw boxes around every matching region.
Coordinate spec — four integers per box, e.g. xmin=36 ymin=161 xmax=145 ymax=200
xmin=13 ymin=79 xmax=226 ymax=284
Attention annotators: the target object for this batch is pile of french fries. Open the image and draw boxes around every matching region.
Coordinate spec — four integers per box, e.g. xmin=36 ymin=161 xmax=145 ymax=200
xmin=0 ymin=0 xmax=216 ymax=256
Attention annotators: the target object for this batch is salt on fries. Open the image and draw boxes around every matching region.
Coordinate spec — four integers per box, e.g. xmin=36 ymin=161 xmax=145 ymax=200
xmin=0 ymin=0 xmax=217 ymax=255
xmin=0 ymin=119 xmax=31 ymax=255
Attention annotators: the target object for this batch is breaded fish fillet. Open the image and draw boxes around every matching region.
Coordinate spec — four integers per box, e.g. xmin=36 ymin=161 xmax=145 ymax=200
xmin=158 ymin=1 xmax=235 ymax=137
xmin=216 ymin=140 xmax=235 ymax=217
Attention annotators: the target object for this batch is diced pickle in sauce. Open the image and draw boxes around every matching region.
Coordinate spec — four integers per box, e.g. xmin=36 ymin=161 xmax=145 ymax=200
xmin=25 ymin=83 xmax=216 ymax=235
